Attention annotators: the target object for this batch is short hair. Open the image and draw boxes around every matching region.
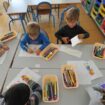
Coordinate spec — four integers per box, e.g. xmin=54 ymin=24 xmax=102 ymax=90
xmin=26 ymin=21 xmax=40 ymax=36
xmin=65 ymin=7 xmax=79 ymax=22
xmin=4 ymin=83 xmax=30 ymax=105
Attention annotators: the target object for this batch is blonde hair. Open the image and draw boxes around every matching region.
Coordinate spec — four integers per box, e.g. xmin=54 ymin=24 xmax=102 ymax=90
xmin=65 ymin=7 xmax=79 ymax=23
xmin=26 ymin=21 xmax=40 ymax=36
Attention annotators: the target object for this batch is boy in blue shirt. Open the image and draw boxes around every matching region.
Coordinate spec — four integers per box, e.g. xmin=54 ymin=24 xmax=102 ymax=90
xmin=20 ymin=22 xmax=50 ymax=55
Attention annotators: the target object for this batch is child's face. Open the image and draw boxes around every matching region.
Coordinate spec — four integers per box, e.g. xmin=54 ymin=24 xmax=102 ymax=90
xmin=29 ymin=33 xmax=39 ymax=40
xmin=67 ymin=20 xmax=77 ymax=28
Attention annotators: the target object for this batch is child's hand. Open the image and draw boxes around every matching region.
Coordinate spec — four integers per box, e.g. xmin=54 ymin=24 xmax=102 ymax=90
xmin=35 ymin=49 xmax=41 ymax=55
xmin=27 ymin=48 xmax=34 ymax=54
xmin=62 ymin=37 xmax=69 ymax=44
xmin=78 ymin=34 xmax=84 ymax=39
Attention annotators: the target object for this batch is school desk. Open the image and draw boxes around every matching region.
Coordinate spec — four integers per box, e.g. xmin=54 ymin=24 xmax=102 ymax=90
xmin=7 ymin=0 xmax=27 ymax=32
xmin=2 ymin=68 xmax=89 ymax=105
xmin=25 ymin=0 xmax=81 ymax=6
xmin=0 ymin=33 xmax=21 ymax=91
xmin=2 ymin=68 xmax=105 ymax=105
xmin=11 ymin=45 xmax=105 ymax=69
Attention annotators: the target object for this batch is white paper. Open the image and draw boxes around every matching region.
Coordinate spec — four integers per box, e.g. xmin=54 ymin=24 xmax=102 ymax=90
xmin=60 ymin=45 xmax=82 ymax=58
xmin=71 ymin=35 xmax=82 ymax=47
xmin=86 ymin=87 xmax=103 ymax=105
xmin=67 ymin=61 xmax=91 ymax=85
xmin=89 ymin=100 xmax=103 ymax=105
xmin=83 ymin=60 xmax=103 ymax=81
xmin=7 ymin=67 xmax=41 ymax=89
xmin=0 ymin=51 xmax=8 ymax=64
xmin=18 ymin=45 xmax=41 ymax=57
xmin=67 ymin=60 xmax=103 ymax=84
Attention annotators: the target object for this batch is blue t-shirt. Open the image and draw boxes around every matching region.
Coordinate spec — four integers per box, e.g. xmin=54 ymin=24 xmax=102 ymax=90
xmin=20 ymin=32 xmax=50 ymax=51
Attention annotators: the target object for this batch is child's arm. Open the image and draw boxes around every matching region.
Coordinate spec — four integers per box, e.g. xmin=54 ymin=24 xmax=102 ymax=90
xmin=38 ymin=34 xmax=50 ymax=51
xmin=55 ymin=26 xmax=67 ymax=42
xmin=28 ymin=80 xmax=42 ymax=105
xmin=20 ymin=35 xmax=29 ymax=52
xmin=20 ymin=34 xmax=33 ymax=53
xmin=78 ymin=25 xmax=89 ymax=39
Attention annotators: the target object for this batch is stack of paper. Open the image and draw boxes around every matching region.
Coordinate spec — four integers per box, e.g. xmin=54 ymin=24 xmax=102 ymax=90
xmin=67 ymin=60 xmax=103 ymax=85
xmin=71 ymin=35 xmax=82 ymax=47
xmin=7 ymin=67 xmax=41 ymax=89
xmin=60 ymin=45 xmax=82 ymax=58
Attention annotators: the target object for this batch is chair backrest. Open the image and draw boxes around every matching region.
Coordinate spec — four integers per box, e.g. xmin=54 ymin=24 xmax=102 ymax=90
xmin=36 ymin=2 xmax=52 ymax=15
xmin=3 ymin=1 xmax=10 ymax=12
xmin=59 ymin=5 xmax=80 ymax=29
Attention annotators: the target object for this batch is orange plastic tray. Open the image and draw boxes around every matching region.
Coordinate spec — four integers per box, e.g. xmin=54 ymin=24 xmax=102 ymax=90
xmin=40 ymin=43 xmax=59 ymax=61
xmin=61 ymin=64 xmax=78 ymax=89
xmin=0 ymin=31 xmax=17 ymax=43
xmin=42 ymin=75 xmax=59 ymax=103
xmin=93 ymin=43 xmax=105 ymax=59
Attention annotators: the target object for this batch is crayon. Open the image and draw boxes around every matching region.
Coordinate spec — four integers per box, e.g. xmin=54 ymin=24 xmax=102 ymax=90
xmin=49 ymin=82 xmax=53 ymax=100
xmin=53 ymin=81 xmax=57 ymax=100
xmin=64 ymin=70 xmax=70 ymax=87
xmin=63 ymin=73 xmax=68 ymax=86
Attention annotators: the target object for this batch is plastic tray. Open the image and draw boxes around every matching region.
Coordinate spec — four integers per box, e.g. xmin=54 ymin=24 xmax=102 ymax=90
xmin=61 ymin=64 xmax=78 ymax=89
xmin=42 ymin=75 xmax=59 ymax=103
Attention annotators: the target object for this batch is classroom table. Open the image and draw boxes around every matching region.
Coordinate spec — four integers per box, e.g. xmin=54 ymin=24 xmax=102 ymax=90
xmin=11 ymin=44 xmax=105 ymax=69
xmin=2 ymin=68 xmax=89 ymax=105
xmin=7 ymin=0 xmax=27 ymax=32
xmin=0 ymin=33 xmax=21 ymax=91
xmin=2 ymin=68 xmax=105 ymax=105
xmin=25 ymin=0 xmax=81 ymax=6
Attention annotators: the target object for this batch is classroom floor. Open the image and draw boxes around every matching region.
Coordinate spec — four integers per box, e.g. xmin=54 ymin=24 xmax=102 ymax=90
xmin=0 ymin=1 xmax=105 ymax=44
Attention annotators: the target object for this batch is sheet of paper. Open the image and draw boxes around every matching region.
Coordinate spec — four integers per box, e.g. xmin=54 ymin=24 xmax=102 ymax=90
xmin=86 ymin=87 xmax=102 ymax=99
xmin=7 ymin=67 xmax=41 ymax=89
xmin=67 ymin=61 xmax=91 ymax=85
xmin=18 ymin=45 xmax=41 ymax=57
xmin=67 ymin=60 xmax=103 ymax=83
xmin=83 ymin=60 xmax=103 ymax=81
xmin=60 ymin=46 xmax=82 ymax=58
xmin=86 ymin=87 xmax=103 ymax=105
xmin=71 ymin=35 xmax=82 ymax=47
xmin=0 ymin=51 xmax=8 ymax=64
xmin=89 ymin=100 xmax=103 ymax=105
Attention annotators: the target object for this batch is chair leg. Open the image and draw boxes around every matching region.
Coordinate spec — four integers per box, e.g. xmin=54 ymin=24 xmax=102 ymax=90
xmin=24 ymin=19 xmax=27 ymax=25
xmin=58 ymin=4 xmax=60 ymax=18
xmin=20 ymin=19 xmax=26 ymax=33
xmin=32 ymin=13 xmax=36 ymax=21
xmin=49 ymin=15 xmax=50 ymax=22
xmin=51 ymin=15 xmax=55 ymax=28
xmin=9 ymin=21 xmax=12 ymax=31
xmin=26 ymin=14 xmax=29 ymax=22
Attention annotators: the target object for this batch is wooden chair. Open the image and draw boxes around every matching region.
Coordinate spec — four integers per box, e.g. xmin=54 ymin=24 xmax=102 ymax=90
xmin=33 ymin=2 xmax=55 ymax=27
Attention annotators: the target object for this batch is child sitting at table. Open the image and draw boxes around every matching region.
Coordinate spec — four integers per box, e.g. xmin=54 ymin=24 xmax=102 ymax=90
xmin=0 ymin=83 xmax=42 ymax=105
xmin=55 ymin=7 xmax=89 ymax=44
xmin=20 ymin=21 xmax=50 ymax=55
